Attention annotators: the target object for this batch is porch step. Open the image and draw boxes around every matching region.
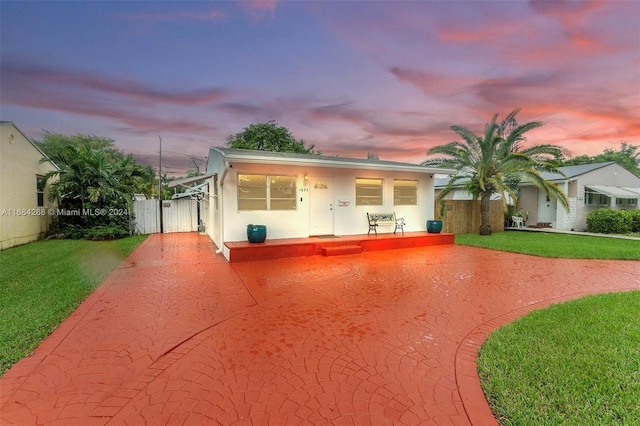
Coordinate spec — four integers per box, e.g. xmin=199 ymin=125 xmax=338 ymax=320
xmin=322 ymin=245 xmax=362 ymax=257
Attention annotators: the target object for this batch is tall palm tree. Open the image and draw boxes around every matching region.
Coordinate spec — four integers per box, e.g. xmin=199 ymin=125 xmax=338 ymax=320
xmin=423 ymin=109 xmax=569 ymax=235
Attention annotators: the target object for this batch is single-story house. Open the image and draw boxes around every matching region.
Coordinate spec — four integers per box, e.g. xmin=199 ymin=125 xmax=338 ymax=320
xmin=435 ymin=162 xmax=640 ymax=231
xmin=0 ymin=122 xmax=58 ymax=250
xmin=203 ymin=147 xmax=454 ymax=260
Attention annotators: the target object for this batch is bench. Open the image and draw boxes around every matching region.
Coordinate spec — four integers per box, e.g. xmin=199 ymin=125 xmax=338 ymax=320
xmin=367 ymin=213 xmax=405 ymax=236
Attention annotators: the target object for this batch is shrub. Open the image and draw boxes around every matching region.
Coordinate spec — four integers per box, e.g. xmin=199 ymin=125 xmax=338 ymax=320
xmin=629 ymin=209 xmax=640 ymax=233
xmin=586 ymin=209 xmax=632 ymax=234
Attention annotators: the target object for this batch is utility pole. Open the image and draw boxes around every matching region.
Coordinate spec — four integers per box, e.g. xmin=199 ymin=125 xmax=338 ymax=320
xmin=158 ymin=136 xmax=164 ymax=233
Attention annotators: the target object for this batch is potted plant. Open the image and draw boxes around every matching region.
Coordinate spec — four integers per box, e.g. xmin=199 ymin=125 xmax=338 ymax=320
xmin=246 ymin=224 xmax=267 ymax=243
xmin=427 ymin=200 xmax=446 ymax=233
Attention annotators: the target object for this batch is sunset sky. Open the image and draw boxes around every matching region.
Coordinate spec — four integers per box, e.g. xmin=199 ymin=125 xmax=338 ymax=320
xmin=1 ymin=0 xmax=638 ymax=175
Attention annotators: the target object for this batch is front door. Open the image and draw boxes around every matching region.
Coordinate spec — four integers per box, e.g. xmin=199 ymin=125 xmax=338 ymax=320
xmin=537 ymin=190 xmax=557 ymax=226
xmin=309 ymin=177 xmax=334 ymax=235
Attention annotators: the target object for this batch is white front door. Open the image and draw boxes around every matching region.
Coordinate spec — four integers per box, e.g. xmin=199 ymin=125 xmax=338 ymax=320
xmin=309 ymin=177 xmax=334 ymax=235
xmin=538 ymin=190 xmax=558 ymax=226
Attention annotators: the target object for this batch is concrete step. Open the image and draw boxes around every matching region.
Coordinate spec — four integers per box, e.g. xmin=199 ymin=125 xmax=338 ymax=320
xmin=322 ymin=245 xmax=362 ymax=257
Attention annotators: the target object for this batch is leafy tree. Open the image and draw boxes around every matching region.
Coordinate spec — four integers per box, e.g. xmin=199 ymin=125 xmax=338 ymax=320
xmin=35 ymin=131 xmax=124 ymax=161
xmin=41 ymin=141 xmax=150 ymax=239
xmin=423 ymin=109 xmax=569 ymax=235
xmin=227 ymin=120 xmax=319 ymax=154
xmin=563 ymin=142 xmax=640 ymax=176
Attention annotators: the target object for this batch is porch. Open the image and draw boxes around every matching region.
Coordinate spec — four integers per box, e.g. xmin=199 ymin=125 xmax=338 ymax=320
xmin=224 ymin=231 xmax=454 ymax=262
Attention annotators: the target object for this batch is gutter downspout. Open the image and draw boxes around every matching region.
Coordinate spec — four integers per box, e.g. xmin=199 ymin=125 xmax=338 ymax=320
xmin=215 ymin=161 xmax=231 ymax=254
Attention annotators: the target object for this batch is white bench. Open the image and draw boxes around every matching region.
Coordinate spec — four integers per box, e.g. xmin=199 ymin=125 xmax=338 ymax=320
xmin=367 ymin=213 xmax=405 ymax=236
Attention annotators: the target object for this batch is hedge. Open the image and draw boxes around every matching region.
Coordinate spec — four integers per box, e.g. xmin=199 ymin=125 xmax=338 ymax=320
xmin=586 ymin=208 xmax=639 ymax=234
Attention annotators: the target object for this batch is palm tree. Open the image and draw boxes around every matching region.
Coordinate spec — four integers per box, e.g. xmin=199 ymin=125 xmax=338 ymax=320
xmin=423 ymin=109 xmax=569 ymax=235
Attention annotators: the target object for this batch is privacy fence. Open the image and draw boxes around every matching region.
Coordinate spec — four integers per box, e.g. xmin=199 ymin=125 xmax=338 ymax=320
xmin=132 ymin=199 xmax=202 ymax=234
xmin=435 ymin=200 xmax=504 ymax=234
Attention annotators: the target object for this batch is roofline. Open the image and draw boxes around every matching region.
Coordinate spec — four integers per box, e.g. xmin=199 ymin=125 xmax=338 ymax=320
xmin=210 ymin=147 xmax=456 ymax=175
xmin=1 ymin=121 xmax=60 ymax=170
xmin=168 ymin=172 xmax=216 ymax=188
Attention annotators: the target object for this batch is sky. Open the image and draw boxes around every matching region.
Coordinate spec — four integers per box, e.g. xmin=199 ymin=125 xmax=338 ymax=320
xmin=1 ymin=0 xmax=639 ymax=176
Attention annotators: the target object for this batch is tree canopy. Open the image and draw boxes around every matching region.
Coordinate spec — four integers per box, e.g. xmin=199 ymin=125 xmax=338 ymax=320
xmin=226 ymin=121 xmax=319 ymax=154
xmin=39 ymin=134 xmax=153 ymax=239
xmin=423 ymin=109 xmax=569 ymax=235
xmin=562 ymin=142 xmax=640 ymax=177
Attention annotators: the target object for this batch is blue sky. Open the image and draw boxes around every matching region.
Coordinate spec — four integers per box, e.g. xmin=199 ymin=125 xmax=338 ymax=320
xmin=1 ymin=0 xmax=638 ymax=175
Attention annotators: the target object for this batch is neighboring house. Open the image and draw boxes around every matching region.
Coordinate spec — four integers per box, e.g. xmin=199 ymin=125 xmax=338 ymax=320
xmin=0 ymin=122 xmax=58 ymax=250
xmin=204 ymin=147 xmax=454 ymax=260
xmin=435 ymin=162 xmax=640 ymax=231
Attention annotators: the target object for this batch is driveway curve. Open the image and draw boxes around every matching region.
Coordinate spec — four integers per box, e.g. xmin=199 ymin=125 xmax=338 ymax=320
xmin=1 ymin=233 xmax=638 ymax=425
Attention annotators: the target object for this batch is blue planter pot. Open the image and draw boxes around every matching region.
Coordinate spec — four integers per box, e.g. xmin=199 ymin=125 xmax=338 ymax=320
xmin=247 ymin=225 xmax=267 ymax=243
xmin=427 ymin=220 xmax=443 ymax=234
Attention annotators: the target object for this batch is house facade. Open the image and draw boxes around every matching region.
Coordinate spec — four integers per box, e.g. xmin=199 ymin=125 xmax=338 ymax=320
xmin=435 ymin=162 xmax=640 ymax=231
xmin=0 ymin=122 xmax=58 ymax=250
xmin=205 ymin=148 xmax=452 ymax=260
xmin=518 ymin=162 xmax=640 ymax=231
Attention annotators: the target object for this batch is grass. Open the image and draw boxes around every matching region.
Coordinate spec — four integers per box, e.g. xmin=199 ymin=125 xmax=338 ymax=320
xmin=0 ymin=236 xmax=147 ymax=376
xmin=477 ymin=291 xmax=640 ymax=425
xmin=459 ymin=231 xmax=640 ymax=424
xmin=456 ymin=231 xmax=640 ymax=260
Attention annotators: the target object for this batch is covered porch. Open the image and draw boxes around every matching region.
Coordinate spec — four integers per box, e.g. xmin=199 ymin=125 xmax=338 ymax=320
xmin=224 ymin=231 xmax=454 ymax=262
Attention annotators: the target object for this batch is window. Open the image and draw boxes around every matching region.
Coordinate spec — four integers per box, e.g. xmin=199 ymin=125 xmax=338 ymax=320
xmin=584 ymin=190 xmax=609 ymax=206
xmin=394 ymin=179 xmax=417 ymax=205
xmin=616 ymin=198 xmax=638 ymax=206
xmin=237 ymin=174 xmax=296 ymax=211
xmin=36 ymin=176 xmax=45 ymax=207
xmin=356 ymin=178 xmax=383 ymax=206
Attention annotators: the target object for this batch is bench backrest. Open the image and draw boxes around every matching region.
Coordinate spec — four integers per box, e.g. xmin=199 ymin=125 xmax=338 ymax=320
xmin=367 ymin=213 xmax=396 ymax=223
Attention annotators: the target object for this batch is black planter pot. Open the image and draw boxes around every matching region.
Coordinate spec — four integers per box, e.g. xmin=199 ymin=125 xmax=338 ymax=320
xmin=426 ymin=220 xmax=443 ymax=234
xmin=247 ymin=225 xmax=267 ymax=243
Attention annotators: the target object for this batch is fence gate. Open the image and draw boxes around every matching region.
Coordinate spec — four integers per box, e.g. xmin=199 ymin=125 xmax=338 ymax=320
xmin=132 ymin=199 xmax=199 ymax=234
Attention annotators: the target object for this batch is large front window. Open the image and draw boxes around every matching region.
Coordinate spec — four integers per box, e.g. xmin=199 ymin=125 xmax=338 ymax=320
xmin=584 ymin=190 xmax=609 ymax=206
xmin=238 ymin=174 xmax=296 ymax=211
xmin=394 ymin=179 xmax=417 ymax=205
xmin=356 ymin=178 xmax=383 ymax=206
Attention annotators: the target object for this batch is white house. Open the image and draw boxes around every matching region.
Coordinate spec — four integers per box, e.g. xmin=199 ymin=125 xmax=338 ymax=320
xmin=204 ymin=147 xmax=453 ymax=260
xmin=435 ymin=162 xmax=640 ymax=231
xmin=0 ymin=122 xmax=58 ymax=250
xmin=519 ymin=162 xmax=640 ymax=231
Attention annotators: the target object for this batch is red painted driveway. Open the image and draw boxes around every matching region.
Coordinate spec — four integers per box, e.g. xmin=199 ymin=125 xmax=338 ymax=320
xmin=1 ymin=233 xmax=638 ymax=425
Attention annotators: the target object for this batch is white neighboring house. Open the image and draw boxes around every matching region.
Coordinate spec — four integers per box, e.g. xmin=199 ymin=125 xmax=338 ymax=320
xmin=0 ymin=122 xmax=58 ymax=250
xmin=203 ymin=147 xmax=454 ymax=260
xmin=520 ymin=162 xmax=640 ymax=231
xmin=435 ymin=162 xmax=640 ymax=231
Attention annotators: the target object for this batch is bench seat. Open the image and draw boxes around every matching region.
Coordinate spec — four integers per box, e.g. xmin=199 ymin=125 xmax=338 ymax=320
xmin=367 ymin=213 xmax=405 ymax=236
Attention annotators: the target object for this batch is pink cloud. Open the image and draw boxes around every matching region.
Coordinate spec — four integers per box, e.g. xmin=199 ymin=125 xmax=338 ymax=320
xmin=238 ymin=0 xmax=279 ymax=20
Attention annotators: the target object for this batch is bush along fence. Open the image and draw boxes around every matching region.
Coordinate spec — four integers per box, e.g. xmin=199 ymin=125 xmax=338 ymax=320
xmin=586 ymin=209 xmax=640 ymax=234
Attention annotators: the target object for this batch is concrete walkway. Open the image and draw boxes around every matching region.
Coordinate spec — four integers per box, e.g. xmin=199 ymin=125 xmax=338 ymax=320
xmin=1 ymin=233 xmax=638 ymax=425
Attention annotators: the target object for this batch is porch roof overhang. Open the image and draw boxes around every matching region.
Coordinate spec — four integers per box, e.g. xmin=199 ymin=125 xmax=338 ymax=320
xmin=586 ymin=185 xmax=640 ymax=199
xmin=168 ymin=172 xmax=216 ymax=188
xmin=211 ymin=147 xmax=456 ymax=175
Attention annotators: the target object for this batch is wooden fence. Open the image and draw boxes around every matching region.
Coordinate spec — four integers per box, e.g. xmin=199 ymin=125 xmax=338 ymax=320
xmin=435 ymin=200 xmax=504 ymax=234
xmin=132 ymin=199 xmax=199 ymax=234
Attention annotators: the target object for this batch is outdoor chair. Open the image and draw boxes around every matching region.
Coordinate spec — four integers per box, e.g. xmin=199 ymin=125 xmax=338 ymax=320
xmin=512 ymin=216 xmax=524 ymax=228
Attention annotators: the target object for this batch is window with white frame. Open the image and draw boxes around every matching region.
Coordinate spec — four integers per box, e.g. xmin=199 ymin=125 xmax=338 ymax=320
xmin=616 ymin=198 xmax=638 ymax=206
xmin=394 ymin=179 xmax=417 ymax=205
xmin=584 ymin=190 xmax=609 ymax=206
xmin=356 ymin=178 xmax=383 ymax=206
xmin=237 ymin=174 xmax=297 ymax=211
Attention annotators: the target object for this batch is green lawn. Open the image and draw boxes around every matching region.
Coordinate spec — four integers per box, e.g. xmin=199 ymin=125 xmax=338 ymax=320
xmin=456 ymin=231 xmax=640 ymax=260
xmin=0 ymin=236 xmax=147 ymax=376
xmin=458 ymin=231 xmax=640 ymax=424
xmin=478 ymin=291 xmax=640 ymax=425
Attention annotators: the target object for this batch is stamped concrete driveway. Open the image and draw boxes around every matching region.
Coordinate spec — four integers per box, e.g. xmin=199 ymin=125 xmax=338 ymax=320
xmin=1 ymin=233 xmax=638 ymax=425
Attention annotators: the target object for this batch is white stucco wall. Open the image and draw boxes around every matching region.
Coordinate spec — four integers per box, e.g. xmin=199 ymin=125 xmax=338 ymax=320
xmin=206 ymin=149 xmax=438 ymax=253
